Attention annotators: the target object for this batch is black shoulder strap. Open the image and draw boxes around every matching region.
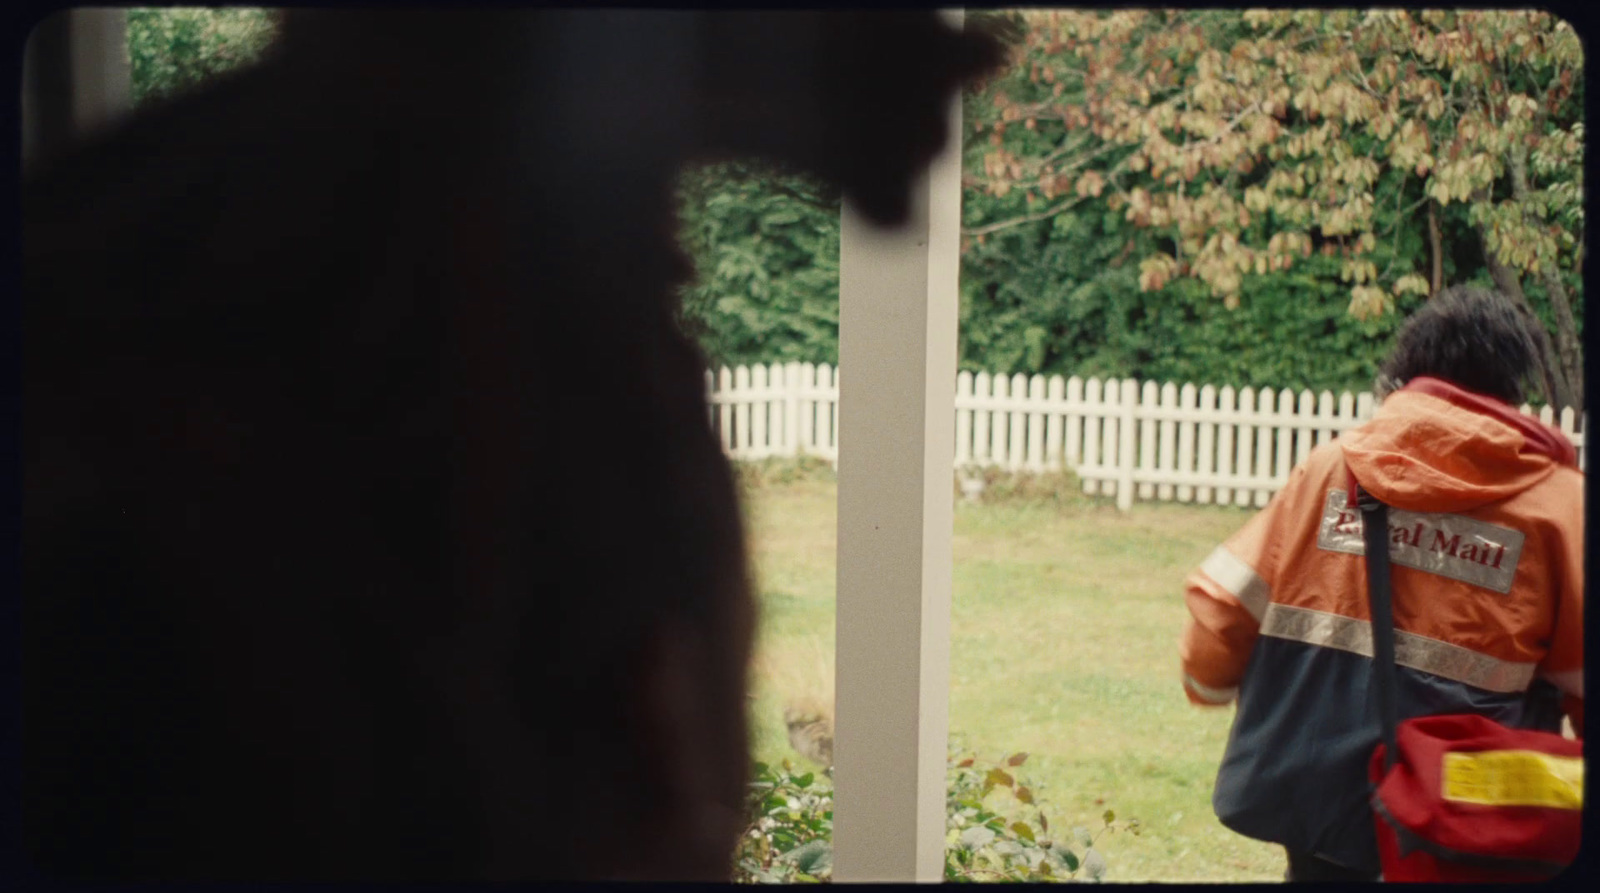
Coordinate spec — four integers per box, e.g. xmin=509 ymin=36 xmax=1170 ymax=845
xmin=1356 ymin=484 xmax=1400 ymax=774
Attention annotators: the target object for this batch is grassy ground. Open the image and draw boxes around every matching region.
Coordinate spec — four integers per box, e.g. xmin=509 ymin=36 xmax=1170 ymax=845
xmin=738 ymin=463 xmax=1288 ymax=883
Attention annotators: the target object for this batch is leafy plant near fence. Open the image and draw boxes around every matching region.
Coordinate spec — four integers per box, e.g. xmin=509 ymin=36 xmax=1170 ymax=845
xmin=733 ymin=752 xmax=1138 ymax=883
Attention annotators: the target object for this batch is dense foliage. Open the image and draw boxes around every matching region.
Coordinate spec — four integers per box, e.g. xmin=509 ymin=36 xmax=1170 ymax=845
xmin=127 ymin=8 xmax=279 ymax=107
xmin=677 ymin=9 xmax=1583 ymax=406
xmin=969 ymin=9 xmax=1583 ymax=405
xmin=676 ymin=163 xmax=843 ymax=369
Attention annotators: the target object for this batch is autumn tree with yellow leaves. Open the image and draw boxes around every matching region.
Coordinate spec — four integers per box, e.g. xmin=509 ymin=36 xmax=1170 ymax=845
xmin=967 ymin=9 xmax=1583 ymax=408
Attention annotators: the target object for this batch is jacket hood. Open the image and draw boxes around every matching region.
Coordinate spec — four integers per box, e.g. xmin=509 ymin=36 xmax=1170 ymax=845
xmin=1339 ymin=376 xmax=1580 ymax=514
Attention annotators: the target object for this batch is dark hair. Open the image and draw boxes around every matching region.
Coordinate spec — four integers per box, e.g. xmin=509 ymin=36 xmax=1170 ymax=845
xmin=1377 ymin=286 xmax=1554 ymax=405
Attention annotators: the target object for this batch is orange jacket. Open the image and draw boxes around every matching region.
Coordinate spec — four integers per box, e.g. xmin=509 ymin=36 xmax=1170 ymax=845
xmin=1179 ymin=377 xmax=1582 ymax=869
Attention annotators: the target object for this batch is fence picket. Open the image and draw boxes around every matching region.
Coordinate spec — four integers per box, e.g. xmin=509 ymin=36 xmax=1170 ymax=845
xmin=1177 ymin=383 xmax=1198 ymax=502
xmin=1102 ymin=379 xmax=1121 ymax=500
xmin=1274 ymin=388 xmax=1294 ymax=492
xmin=1158 ymin=382 xmax=1178 ymax=502
xmin=772 ymin=365 xmax=786 ymax=455
xmin=992 ymin=373 xmax=1012 ymax=469
xmin=1197 ymin=384 xmax=1216 ymax=504
xmin=750 ymin=364 xmax=762 ymax=449
xmin=1292 ymin=389 xmax=1314 ymax=468
xmin=1215 ymin=386 xmax=1235 ymax=505
xmin=1065 ymin=376 xmax=1084 ymax=468
xmin=1137 ymin=380 xmax=1157 ymax=500
xmin=1118 ymin=379 xmax=1138 ymax=509
xmin=799 ymin=362 xmax=816 ymax=455
xmin=1082 ymin=378 xmax=1102 ymax=494
xmin=994 ymin=373 xmax=1013 ymax=467
xmin=1235 ymin=388 xmax=1255 ymax=507
xmin=956 ymin=371 xmax=973 ymax=466
xmin=974 ymin=372 xmax=992 ymax=467
xmin=1046 ymin=375 xmax=1066 ymax=469
xmin=1010 ymin=373 xmax=1029 ymax=470
xmin=754 ymin=364 xmax=771 ymax=457
xmin=783 ymin=362 xmax=800 ymax=455
xmin=1027 ymin=374 xmax=1047 ymax=471
xmin=1254 ymin=388 xmax=1275 ymax=507
xmin=1317 ymin=391 xmax=1336 ymax=447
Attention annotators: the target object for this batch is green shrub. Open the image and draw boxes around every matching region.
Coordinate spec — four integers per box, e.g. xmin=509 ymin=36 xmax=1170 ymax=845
xmin=735 ymin=761 xmax=834 ymax=883
xmin=733 ymin=752 xmax=1138 ymax=883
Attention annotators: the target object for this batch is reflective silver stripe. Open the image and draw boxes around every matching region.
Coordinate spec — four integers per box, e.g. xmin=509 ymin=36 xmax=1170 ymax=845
xmin=1199 ymin=546 xmax=1270 ymax=622
xmin=1543 ymin=669 xmax=1585 ymax=699
xmin=1260 ymin=604 xmax=1537 ymax=694
xmin=1184 ymin=673 xmax=1238 ymax=704
xmin=1317 ymin=490 xmax=1524 ymax=594
xmin=1262 ymin=604 xmax=1372 ymax=657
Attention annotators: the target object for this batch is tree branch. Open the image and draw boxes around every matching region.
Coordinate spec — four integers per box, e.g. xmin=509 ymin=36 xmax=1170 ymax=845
xmin=1355 ymin=64 xmax=1382 ymax=99
xmin=1036 ymin=136 xmax=1121 ymax=178
xmin=1427 ymin=200 xmax=1442 ymax=295
xmin=1209 ymin=100 xmax=1264 ymax=144
xmin=1371 ymin=166 xmax=1424 ymax=281
xmin=962 ymin=194 xmax=1090 ymax=236
xmin=1377 ymin=174 xmax=1408 ymax=283
xmin=1506 ymin=149 xmax=1584 ymax=409
xmin=1473 ymin=184 xmax=1577 ymax=410
xmin=966 ymin=141 xmax=1126 ymax=198
xmin=711 ymin=160 xmax=840 ymax=211
xmin=765 ymin=177 xmax=839 ymax=211
xmin=963 ymin=139 xmax=1146 ymax=238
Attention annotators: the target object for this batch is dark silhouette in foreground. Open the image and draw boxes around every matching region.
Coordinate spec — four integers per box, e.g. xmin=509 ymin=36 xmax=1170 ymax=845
xmin=23 ymin=10 xmax=1004 ymax=881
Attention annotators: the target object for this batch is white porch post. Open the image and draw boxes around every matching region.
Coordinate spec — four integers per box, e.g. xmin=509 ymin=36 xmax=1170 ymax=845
xmin=832 ymin=9 xmax=965 ymax=882
xmin=68 ymin=9 xmax=131 ymax=141
xmin=23 ymin=8 xmax=131 ymax=173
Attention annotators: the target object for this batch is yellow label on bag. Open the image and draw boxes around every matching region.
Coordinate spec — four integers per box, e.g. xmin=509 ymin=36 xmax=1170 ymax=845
xmin=1441 ymin=750 xmax=1584 ymax=809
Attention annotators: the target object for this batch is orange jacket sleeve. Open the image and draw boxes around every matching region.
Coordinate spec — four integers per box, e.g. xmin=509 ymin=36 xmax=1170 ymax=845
xmin=1179 ymin=465 xmax=1304 ymax=706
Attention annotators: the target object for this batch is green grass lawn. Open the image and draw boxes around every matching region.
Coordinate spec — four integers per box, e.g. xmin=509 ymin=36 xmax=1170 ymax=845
xmin=739 ymin=467 xmax=1288 ymax=883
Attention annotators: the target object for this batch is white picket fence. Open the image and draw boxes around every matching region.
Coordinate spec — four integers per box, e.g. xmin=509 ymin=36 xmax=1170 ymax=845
xmin=705 ymin=363 xmax=1587 ymax=510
